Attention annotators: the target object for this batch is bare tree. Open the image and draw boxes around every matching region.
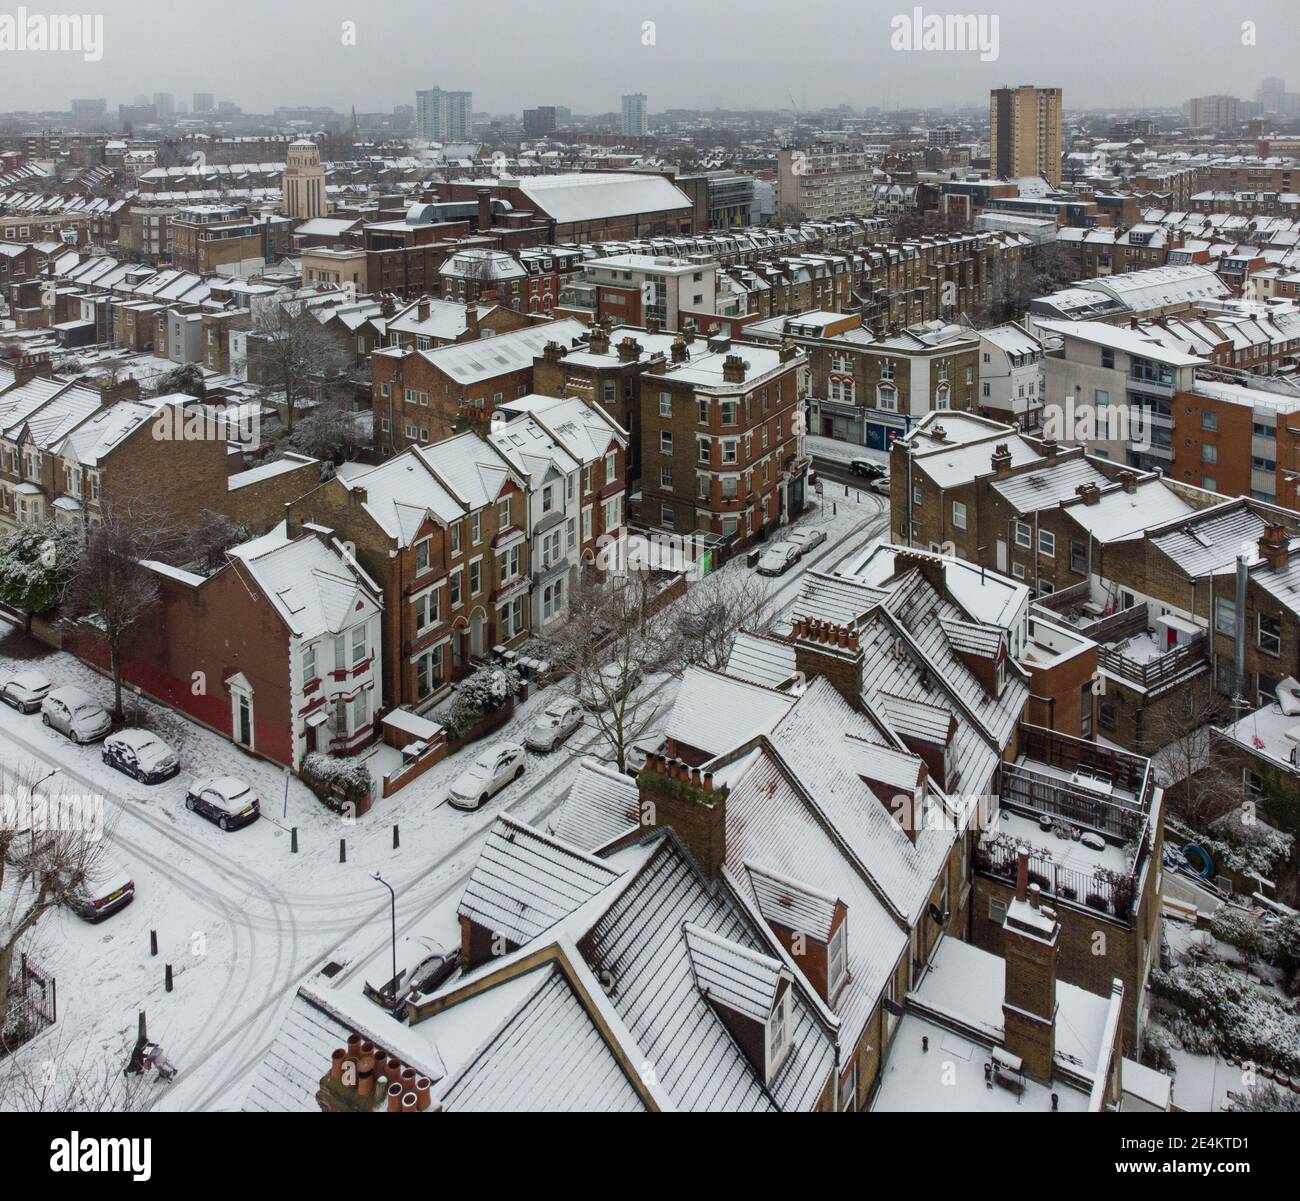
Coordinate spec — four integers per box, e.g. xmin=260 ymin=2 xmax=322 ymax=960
xmin=248 ymin=299 xmax=351 ymax=432
xmin=185 ymin=509 xmax=254 ymax=576
xmin=672 ymin=566 xmax=779 ymax=673
xmin=0 ymin=1026 xmax=151 ymax=1111
xmin=282 ymin=392 xmax=368 ymax=464
xmin=1144 ymin=684 xmax=1240 ymax=831
xmin=1 ymin=763 xmax=107 ymax=1050
xmin=62 ymin=502 xmax=185 ymax=720
xmin=541 ymin=573 xmax=669 ymax=772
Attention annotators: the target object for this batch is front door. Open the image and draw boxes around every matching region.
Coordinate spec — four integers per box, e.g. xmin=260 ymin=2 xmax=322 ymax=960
xmin=235 ymin=694 xmax=252 ymax=747
xmin=470 ymin=612 xmax=486 ymax=658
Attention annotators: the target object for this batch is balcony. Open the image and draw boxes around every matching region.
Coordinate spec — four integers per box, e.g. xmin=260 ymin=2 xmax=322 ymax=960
xmin=977 ymin=725 xmax=1156 ymax=923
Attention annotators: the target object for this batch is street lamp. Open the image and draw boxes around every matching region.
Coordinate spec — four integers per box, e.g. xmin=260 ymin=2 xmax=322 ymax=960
xmin=372 ymin=872 xmax=398 ymax=1013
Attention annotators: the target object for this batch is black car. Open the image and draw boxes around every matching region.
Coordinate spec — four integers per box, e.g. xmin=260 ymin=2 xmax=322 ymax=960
xmin=102 ymin=730 xmax=180 ymax=784
xmin=849 ymin=459 xmax=887 ymax=479
xmin=185 ymin=776 xmax=261 ymax=831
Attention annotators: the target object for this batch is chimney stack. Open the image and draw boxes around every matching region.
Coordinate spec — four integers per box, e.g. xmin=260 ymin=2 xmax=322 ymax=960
xmin=1259 ymin=522 xmax=1289 ymax=572
xmin=636 ymin=753 xmax=728 ymax=879
xmin=990 ymin=442 xmax=1013 ymax=473
xmin=1075 ymin=481 xmax=1102 ymax=505
xmin=589 ymin=324 xmax=610 ymax=355
xmin=616 ymin=335 xmax=643 ymax=363
xmin=416 ymin=297 xmax=430 ymax=323
xmin=790 ymin=615 xmax=865 ymax=709
xmin=670 ymin=337 xmax=689 ymax=364
xmin=542 ymin=339 xmax=564 ymax=364
xmin=1001 ymin=850 xmax=1061 ymax=1082
xmin=476 ymin=187 xmax=492 ymax=231
xmin=722 ymin=353 xmax=747 ymax=383
xmin=1040 ymin=437 xmax=1059 ymax=457
xmin=465 ymin=301 xmax=479 ymax=334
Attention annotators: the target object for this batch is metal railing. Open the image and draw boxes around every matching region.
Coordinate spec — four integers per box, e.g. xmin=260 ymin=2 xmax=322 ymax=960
xmin=1098 ymin=632 xmax=1206 ymax=691
xmin=975 ymin=836 xmax=1138 ymax=920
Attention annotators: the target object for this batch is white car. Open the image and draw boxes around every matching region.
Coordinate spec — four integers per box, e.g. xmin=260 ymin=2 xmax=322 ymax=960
xmin=786 ymin=528 xmax=827 ymax=554
xmin=102 ymin=729 xmax=180 ymax=784
xmin=757 ymin=542 xmax=801 ymax=577
xmin=448 ymin=742 xmax=526 ymax=810
xmin=185 ymin=775 xmax=261 ymax=830
xmin=0 ymin=670 xmax=52 ymax=714
xmin=623 ymin=732 xmax=667 ymax=777
xmin=40 ymin=686 xmax=111 ymax=744
xmin=524 ymin=697 xmax=583 ymax=752
xmin=868 ymin=475 xmax=891 ymax=496
xmin=579 ymin=661 xmax=642 ymax=712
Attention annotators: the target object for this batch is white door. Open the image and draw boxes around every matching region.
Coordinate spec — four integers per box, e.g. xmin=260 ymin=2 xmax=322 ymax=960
xmin=996 ymin=540 xmax=1007 ymax=573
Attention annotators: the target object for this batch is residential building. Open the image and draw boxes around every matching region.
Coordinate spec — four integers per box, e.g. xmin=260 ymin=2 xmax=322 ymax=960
xmin=639 ymin=332 xmax=808 ymax=546
xmin=284 ymin=432 xmax=532 ymax=712
xmin=415 ymin=87 xmax=472 ymax=142
xmin=621 ymin=93 xmax=647 ymax=138
xmin=990 ymin=86 xmax=1063 ymax=186
xmin=979 ymin=322 xmax=1046 ymax=430
xmin=777 ymin=143 xmax=876 ymax=221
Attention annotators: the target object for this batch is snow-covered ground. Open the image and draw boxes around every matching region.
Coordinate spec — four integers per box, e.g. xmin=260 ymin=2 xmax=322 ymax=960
xmin=808 ymin=434 xmax=890 ymax=470
xmin=0 ymin=493 xmax=892 ymax=1111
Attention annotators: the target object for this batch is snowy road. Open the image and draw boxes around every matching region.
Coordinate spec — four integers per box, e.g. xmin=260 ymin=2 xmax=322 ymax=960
xmin=0 ymin=489 xmax=890 ymax=1110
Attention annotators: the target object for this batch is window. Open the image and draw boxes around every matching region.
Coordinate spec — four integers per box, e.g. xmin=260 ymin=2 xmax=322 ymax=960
xmin=912 ymin=483 xmax=923 ymax=506
xmin=721 ymin=439 xmax=738 ymax=465
xmin=416 ymin=648 xmax=444 ymax=699
xmin=661 ymin=504 xmax=674 ymax=527
xmin=1012 ymin=562 xmax=1025 ymax=580
xmin=542 ymin=578 xmax=564 ymax=620
xmin=1202 ymin=444 xmax=1217 ymax=464
xmin=449 ymin=570 xmax=462 ymax=607
xmin=660 ymin=431 xmax=673 ymax=455
xmin=1070 ymin=540 xmax=1086 ymax=574
xmin=766 ymin=989 xmax=792 ymax=1077
xmin=1259 ymin=613 xmax=1281 ymax=656
xmin=1258 ymin=672 xmax=1281 ymax=706
xmin=565 ymin=518 xmax=576 ymax=551
xmin=351 ymin=690 xmax=369 ymax=733
xmin=498 ymin=497 xmax=511 ymax=529
xmin=660 ymin=466 xmax=673 ymax=489
xmin=839 ymin=1061 xmax=858 ymax=1113
xmin=720 ymin=399 xmax=738 ymax=426
xmin=698 ymin=398 xmax=709 ymax=425
xmin=301 ymin=644 xmax=317 ymax=684
xmin=469 ymin=559 xmax=482 ymax=596
xmin=1201 ymin=410 xmax=1218 ymax=431
xmin=952 ymin=501 xmax=966 ymax=531
xmin=1080 ymin=681 xmax=1093 ymax=739
xmin=450 ymin=523 xmax=461 ymax=555
xmin=988 ymin=897 xmax=1007 ymax=924
xmin=1214 ymin=595 xmax=1236 ymax=635
xmin=498 ymin=544 xmax=520 ymax=581
xmin=414 ymin=538 xmax=430 ymax=574
xmin=1101 ymin=347 xmax=1115 ymax=369
xmin=1038 ymin=529 xmax=1055 ymax=558
xmin=659 ymin=392 xmax=672 ymax=417
xmin=471 ymin=512 xmax=481 ymax=544
xmin=582 ymin=505 xmax=592 ymax=541
xmin=828 ymin=922 xmax=847 ymax=997
xmin=583 ymin=464 xmax=592 ymax=494
xmin=541 ymin=485 xmax=553 ymax=514
xmin=1014 ymin=521 xmax=1031 ymax=549
xmin=605 ymin=450 xmax=616 ymax=481
xmin=351 ymin=622 xmax=368 ymax=666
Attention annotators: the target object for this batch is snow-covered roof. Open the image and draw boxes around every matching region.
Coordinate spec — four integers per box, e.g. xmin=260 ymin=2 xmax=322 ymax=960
xmin=514 ymin=172 xmax=692 ymax=225
xmin=416 ymin=318 xmax=586 ymax=386
xmin=548 ymin=757 xmax=640 ymax=853
xmin=666 ymin=666 xmax=795 ymax=758
xmin=683 ymin=922 xmax=786 ymax=1023
xmin=227 ymin=525 xmax=379 ymax=641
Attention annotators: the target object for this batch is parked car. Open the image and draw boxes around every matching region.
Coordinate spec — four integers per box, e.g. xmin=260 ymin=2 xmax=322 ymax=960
xmin=578 ymin=661 xmax=643 ymax=712
xmin=623 ymin=732 xmax=667 ymax=777
xmin=786 ymin=528 xmax=827 ymax=554
xmin=363 ymin=936 xmax=461 ymax=1012
xmin=868 ymin=475 xmax=891 ymax=496
xmin=524 ymin=697 xmax=584 ymax=752
xmin=40 ymin=686 xmax=111 ymax=744
xmin=185 ymin=776 xmax=261 ymax=831
xmin=66 ymin=856 xmax=135 ymax=923
xmin=102 ymin=730 xmax=180 ymax=784
xmin=757 ymin=542 xmax=802 ymax=577
xmin=850 ymin=459 xmax=886 ymax=479
xmin=0 ymin=670 xmax=52 ymax=714
xmin=448 ymin=742 xmax=526 ymax=811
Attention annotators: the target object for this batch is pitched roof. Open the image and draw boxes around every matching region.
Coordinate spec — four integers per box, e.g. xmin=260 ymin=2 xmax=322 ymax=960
xmin=665 ymin=666 xmax=795 ymax=757
xmin=745 ymin=861 xmax=839 ymax=942
xmin=548 ymin=757 xmax=641 ymax=854
xmin=457 ymin=817 xmax=622 ymax=947
xmin=683 ymin=923 xmax=785 ymax=1023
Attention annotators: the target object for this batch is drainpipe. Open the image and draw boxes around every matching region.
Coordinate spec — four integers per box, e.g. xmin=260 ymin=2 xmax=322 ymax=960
xmin=906 ymin=443 xmax=913 ymax=548
xmin=1234 ymin=552 xmax=1249 ymax=706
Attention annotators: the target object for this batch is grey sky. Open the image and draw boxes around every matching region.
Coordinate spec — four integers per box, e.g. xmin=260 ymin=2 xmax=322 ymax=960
xmin=0 ymin=0 xmax=1295 ymax=116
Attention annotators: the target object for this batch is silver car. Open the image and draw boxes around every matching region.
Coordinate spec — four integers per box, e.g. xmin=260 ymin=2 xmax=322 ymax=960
xmin=41 ymin=686 xmax=111 ymax=744
xmin=524 ymin=697 xmax=583 ymax=752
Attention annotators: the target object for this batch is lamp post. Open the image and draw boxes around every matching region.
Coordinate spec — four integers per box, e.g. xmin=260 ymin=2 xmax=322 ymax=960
xmin=372 ymin=872 xmax=398 ymax=1012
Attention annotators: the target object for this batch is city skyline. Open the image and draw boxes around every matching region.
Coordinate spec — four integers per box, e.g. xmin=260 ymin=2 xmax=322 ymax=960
xmin=1 ymin=0 xmax=1296 ymax=117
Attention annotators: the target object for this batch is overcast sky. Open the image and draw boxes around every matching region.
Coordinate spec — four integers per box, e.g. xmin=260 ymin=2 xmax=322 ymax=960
xmin=1 ymin=0 xmax=1295 ymax=115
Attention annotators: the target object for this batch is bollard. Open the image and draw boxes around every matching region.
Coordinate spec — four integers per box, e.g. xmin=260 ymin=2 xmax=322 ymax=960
xmin=291 ymin=826 xmax=298 ymax=854
xmin=164 ymin=964 xmax=173 ymax=993
xmin=844 ymin=484 xmax=849 ymax=497
xmin=339 ymin=837 xmax=347 ymax=864
xmin=149 ymin=929 xmax=158 ymax=957
xmin=393 ymin=823 xmax=400 ymax=850
xmin=833 ymin=502 xmax=837 ymax=516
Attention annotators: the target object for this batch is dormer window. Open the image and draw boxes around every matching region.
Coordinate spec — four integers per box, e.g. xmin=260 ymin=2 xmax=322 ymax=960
xmin=827 ymin=921 xmax=847 ymax=998
xmin=766 ymin=985 xmax=792 ymax=1077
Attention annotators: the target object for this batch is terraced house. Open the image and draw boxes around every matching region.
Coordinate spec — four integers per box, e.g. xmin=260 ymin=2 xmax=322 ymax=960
xmin=285 ymin=431 xmax=531 ymax=714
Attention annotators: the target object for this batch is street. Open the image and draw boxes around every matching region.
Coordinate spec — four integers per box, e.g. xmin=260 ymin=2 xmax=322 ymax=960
xmin=0 ymin=489 xmax=891 ymax=1110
